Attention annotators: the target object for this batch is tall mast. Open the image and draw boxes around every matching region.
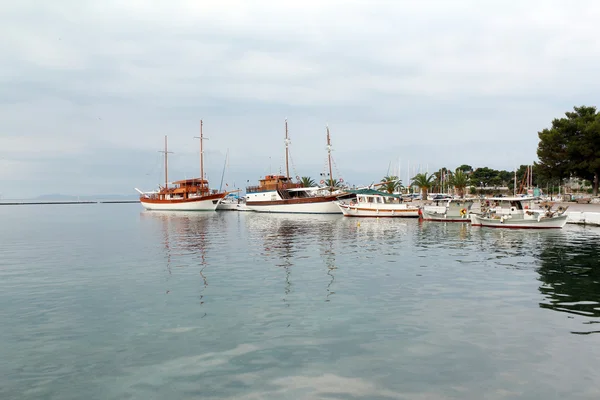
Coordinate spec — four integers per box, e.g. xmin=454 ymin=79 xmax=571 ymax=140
xmin=513 ymin=167 xmax=517 ymax=196
xmin=158 ymin=135 xmax=173 ymax=189
xmin=326 ymin=125 xmax=334 ymax=189
xmin=200 ymin=120 xmax=204 ymax=182
xmin=284 ymin=119 xmax=290 ymax=179
xmin=194 ymin=120 xmax=208 ymax=185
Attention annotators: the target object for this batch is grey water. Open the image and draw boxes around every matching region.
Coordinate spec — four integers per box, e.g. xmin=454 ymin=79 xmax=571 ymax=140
xmin=1 ymin=204 xmax=600 ymax=400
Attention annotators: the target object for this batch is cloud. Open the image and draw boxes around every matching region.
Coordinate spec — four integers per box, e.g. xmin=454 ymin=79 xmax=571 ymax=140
xmin=2 ymin=0 xmax=600 ymax=197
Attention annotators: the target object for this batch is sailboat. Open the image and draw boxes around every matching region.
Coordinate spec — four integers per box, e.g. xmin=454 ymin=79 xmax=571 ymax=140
xmin=245 ymin=121 xmax=342 ymax=214
xmin=136 ymin=120 xmax=228 ymax=211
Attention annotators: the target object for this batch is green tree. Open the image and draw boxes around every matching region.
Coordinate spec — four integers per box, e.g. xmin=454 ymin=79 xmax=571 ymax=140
xmin=411 ymin=172 xmax=435 ymax=200
xmin=470 ymin=167 xmax=497 ymax=186
xmin=496 ymin=170 xmax=513 ymax=186
xmin=457 ymin=164 xmax=473 ymax=174
xmin=300 ymin=176 xmax=316 ymax=187
xmin=449 ymin=169 xmax=469 ymax=198
xmin=325 ymin=178 xmax=341 ymax=189
xmin=380 ymin=175 xmax=402 ymax=194
xmin=537 ymin=106 xmax=600 ymax=195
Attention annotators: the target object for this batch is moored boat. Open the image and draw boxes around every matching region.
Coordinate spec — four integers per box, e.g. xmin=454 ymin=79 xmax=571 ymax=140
xmin=136 ymin=121 xmax=227 ymax=211
xmin=245 ymin=121 xmax=343 ymax=214
xmin=216 ymin=193 xmax=252 ymax=211
xmin=470 ymin=196 xmax=568 ymax=229
xmin=421 ymin=198 xmax=474 ymax=222
xmin=336 ymin=189 xmax=420 ymax=217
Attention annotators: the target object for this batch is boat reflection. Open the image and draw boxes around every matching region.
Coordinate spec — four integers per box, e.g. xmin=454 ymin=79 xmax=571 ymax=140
xmin=414 ymin=220 xmax=470 ymax=250
xmin=536 ymin=228 xmax=600 ymax=334
xmin=140 ymin=210 xmax=215 ymax=307
xmin=245 ymin=213 xmax=341 ymax=302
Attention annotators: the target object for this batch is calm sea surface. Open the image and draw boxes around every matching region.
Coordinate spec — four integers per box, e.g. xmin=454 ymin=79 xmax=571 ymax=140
xmin=1 ymin=204 xmax=600 ymax=399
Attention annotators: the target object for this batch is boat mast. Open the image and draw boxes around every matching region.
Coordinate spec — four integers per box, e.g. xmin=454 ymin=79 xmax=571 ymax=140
xmin=158 ymin=135 xmax=173 ymax=189
xmin=285 ymin=119 xmax=290 ymax=179
xmin=326 ymin=125 xmax=334 ymax=190
xmin=200 ymin=120 xmax=204 ymax=182
xmin=513 ymin=167 xmax=517 ymax=196
xmin=194 ymin=120 xmax=207 ymax=186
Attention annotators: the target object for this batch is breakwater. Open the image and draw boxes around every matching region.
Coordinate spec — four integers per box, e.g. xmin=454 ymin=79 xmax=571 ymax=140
xmin=0 ymin=200 xmax=140 ymax=205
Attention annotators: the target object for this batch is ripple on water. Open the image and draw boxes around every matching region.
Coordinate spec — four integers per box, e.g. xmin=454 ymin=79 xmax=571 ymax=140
xmin=1 ymin=207 xmax=600 ymax=400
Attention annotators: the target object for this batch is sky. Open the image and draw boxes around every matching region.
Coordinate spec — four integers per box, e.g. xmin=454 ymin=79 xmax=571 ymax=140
xmin=2 ymin=0 xmax=600 ymax=198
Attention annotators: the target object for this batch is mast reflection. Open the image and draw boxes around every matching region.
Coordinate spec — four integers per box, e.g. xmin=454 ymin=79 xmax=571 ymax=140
xmin=247 ymin=213 xmax=341 ymax=304
xmin=141 ymin=211 xmax=213 ymax=309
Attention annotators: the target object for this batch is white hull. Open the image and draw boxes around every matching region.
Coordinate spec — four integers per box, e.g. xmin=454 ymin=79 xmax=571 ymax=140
xmin=140 ymin=198 xmax=220 ymax=211
xmin=216 ymin=203 xmax=239 ymax=211
xmin=246 ymin=200 xmax=341 ymax=214
xmin=470 ymin=213 xmax=568 ymax=229
xmin=337 ymin=203 xmax=420 ymax=217
xmin=421 ymin=209 xmax=471 ymax=222
xmin=421 ymin=200 xmax=473 ymax=222
xmin=216 ymin=203 xmax=253 ymax=212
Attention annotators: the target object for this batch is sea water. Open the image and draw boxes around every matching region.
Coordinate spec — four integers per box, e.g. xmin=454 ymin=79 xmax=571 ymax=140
xmin=1 ymin=204 xmax=599 ymax=399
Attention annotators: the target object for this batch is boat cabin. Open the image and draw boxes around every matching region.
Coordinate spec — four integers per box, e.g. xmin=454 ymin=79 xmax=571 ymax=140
xmin=345 ymin=189 xmax=404 ymax=204
xmin=246 ymin=174 xmax=303 ymax=193
xmin=147 ymin=178 xmax=217 ymax=200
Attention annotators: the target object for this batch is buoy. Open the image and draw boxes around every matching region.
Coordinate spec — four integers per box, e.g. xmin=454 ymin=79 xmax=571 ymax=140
xmin=357 ymin=222 xmax=360 ymax=227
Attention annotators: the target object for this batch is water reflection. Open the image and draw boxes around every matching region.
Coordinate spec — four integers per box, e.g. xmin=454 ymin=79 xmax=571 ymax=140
xmin=536 ymin=228 xmax=600 ymax=333
xmin=140 ymin=211 xmax=213 ymax=307
xmin=245 ymin=213 xmax=342 ymax=303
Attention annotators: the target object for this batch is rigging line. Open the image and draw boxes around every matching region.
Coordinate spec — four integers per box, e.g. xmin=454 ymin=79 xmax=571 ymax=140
xmin=287 ymin=148 xmax=299 ymax=181
xmin=218 ymin=149 xmax=229 ymax=192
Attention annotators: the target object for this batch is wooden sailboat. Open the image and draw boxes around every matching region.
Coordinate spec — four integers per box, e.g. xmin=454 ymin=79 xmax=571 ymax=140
xmin=245 ymin=121 xmax=342 ymax=214
xmin=136 ymin=120 xmax=227 ymax=211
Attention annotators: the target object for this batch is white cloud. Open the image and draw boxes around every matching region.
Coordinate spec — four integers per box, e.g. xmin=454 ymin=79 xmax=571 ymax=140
xmin=1 ymin=0 xmax=600 ymax=196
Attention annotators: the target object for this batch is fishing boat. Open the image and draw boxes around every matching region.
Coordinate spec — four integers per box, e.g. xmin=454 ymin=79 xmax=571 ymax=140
xmin=245 ymin=121 xmax=342 ymax=214
xmin=470 ymin=196 xmax=568 ymax=229
xmin=421 ymin=198 xmax=474 ymax=222
xmin=336 ymin=189 xmax=420 ymax=217
xmin=136 ymin=121 xmax=228 ymax=211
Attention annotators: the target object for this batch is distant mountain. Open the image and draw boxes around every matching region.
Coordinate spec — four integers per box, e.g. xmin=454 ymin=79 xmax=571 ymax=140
xmin=33 ymin=194 xmax=139 ymax=201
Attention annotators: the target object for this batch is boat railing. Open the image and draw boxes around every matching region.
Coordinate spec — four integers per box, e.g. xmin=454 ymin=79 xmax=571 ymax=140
xmin=246 ymin=185 xmax=262 ymax=193
xmin=246 ymin=183 xmax=303 ymax=193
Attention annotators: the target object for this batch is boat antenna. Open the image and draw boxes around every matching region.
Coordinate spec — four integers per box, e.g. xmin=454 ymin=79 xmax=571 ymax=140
xmin=285 ymin=118 xmax=290 ymax=179
xmin=326 ymin=124 xmax=334 ymax=190
xmin=194 ymin=119 xmax=209 ymax=185
xmin=158 ymin=135 xmax=173 ymax=189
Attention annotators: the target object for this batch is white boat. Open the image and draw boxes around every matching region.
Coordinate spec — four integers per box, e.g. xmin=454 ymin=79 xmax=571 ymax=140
xmin=246 ymin=180 xmax=341 ymax=214
xmin=421 ymin=198 xmax=474 ymax=222
xmin=216 ymin=194 xmax=252 ymax=211
xmin=470 ymin=196 xmax=568 ymax=229
xmin=245 ymin=121 xmax=343 ymax=214
xmin=137 ymin=121 xmax=227 ymax=211
xmin=336 ymin=189 xmax=420 ymax=217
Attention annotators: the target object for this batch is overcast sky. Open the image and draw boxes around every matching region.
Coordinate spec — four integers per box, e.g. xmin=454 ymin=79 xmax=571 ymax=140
xmin=2 ymin=0 xmax=599 ymax=198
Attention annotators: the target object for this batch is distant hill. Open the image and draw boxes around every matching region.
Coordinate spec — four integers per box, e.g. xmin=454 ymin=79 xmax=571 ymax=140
xmin=33 ymin=194 xmax=139 ymax=201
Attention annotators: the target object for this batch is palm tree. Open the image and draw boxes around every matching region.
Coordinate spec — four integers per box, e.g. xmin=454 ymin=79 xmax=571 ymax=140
xmin=380 ymin=175 xmax=402 ymax=194
xmin=301 ymin=176 xmax=316 ymax=188
xmin=411 ymin=172 xmax=435 ymax=199
xmin=449 ymin=169 xmax=469 ymax=198
xmin=325 ymin=178 xmax=341 ymax=188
